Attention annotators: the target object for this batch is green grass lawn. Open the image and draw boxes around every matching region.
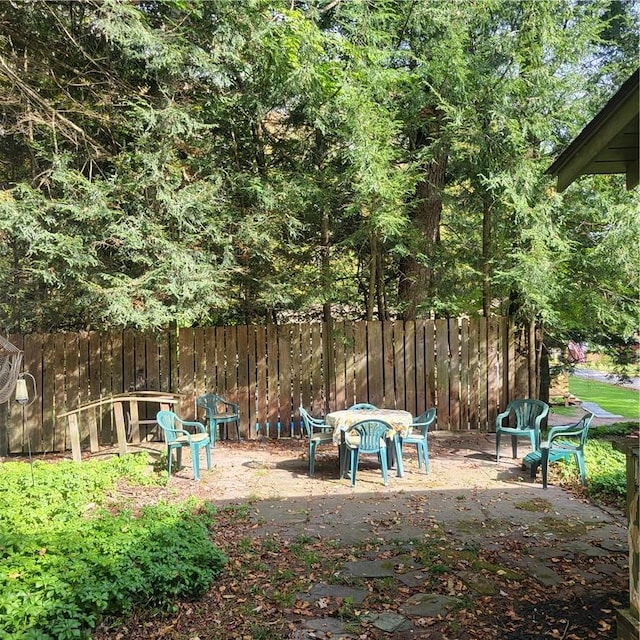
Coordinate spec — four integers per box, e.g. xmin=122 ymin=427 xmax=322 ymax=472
xmin=569 ymin=375 xmax=639 ymax=419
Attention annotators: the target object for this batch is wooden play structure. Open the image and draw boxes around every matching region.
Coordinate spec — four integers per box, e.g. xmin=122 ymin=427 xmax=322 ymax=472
xmin=58 ymin=391 xmax=181 ymax=462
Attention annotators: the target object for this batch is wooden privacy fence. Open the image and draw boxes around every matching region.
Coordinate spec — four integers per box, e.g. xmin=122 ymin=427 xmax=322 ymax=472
xmin=0 ymin=317 xmax=538 ymax=455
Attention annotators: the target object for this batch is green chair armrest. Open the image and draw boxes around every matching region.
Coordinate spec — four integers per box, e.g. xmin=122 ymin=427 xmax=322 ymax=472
xmin=547 ymin=424 xmax=584 ymax=441
xmin=180 ymin=420 xmax=207 ymax=433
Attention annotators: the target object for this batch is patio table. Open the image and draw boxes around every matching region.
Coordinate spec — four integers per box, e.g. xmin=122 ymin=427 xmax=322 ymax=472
xmin=325 ymin=408 xmax=413 ymax=479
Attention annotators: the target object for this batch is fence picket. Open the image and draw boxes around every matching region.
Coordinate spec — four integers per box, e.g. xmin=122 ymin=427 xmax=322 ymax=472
xmin=460 ymin=319 xmax=470 ymax=430
xmin=415 ymin=319 xmax=426 ymax=417
xmin=478 ymin=318 xmax=488 ymax=430
xmin=53 ymin=333 xmax=67 ymax=451
xmin=290 ymin=324 xmax=301 ymax=433
xmin=368 ymin=322 xmax=384 ymax=408
xmin=354 ymin=323 xmax=367 ymax=406
xmin=266 ymin=324 xmax=278 ymax=435
xmin=334 ymin=322 xmax=347 ymax=411
xmin=449 ymin=319 xmax=460 ymax=431
xmin=237 ymin=325 xmax=250 ymax=436
xmin=24 ymin=333 xmax=43 ymax=451
xmin=404 ymin=320 xmax=416 ymax=417
xmin=435 ymin=319 xmax=450 ymax=429
xmin=194 ymin=327 xmax=205 ymax=398
xmin=468 ymin=319 xmax=479 ymax=429
xmin=123 ymin=330 xmax=135 ymax=393
xmin=178 ymin=328 xmax=194 ymax=417
xmin=487 ymin=318 xmax=499 ymax=427
xmin=146 ymin=331 xmax=160 ymax=393
xmin=256 ymin=326 xmax=267 ymax=435
xmin=278 ymin=325 xmax=292 ymax=435
xmin=42 ymin=333 xmax=56 ymax=451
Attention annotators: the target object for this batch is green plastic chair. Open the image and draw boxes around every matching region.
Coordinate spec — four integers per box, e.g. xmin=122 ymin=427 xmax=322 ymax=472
xmin=299 ymin=406 xmax=334 ymax=477
xmin=495 ymin=398 xmax=549 ymax=462
xmin=345 ymin=419 xmax=391 ymax=486
xmin=156 ymin=410 xmax=211 ymax=481
xmin=349 ymin=403 xmax=378 ymax=410
xmin=401 ymin=408 xmax=436 ymax=473
xmin=541 ymin=412 xmax=594 ymax=489
xmin=196 ymin=393 xmax=240 ymax=444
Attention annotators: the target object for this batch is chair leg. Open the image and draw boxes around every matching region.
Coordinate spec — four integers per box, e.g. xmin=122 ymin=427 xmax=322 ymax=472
xmin=414 ymin=443 xmax=422 ymax=469
xmin=380 ymin=449 xmax=389 ymax=486
xmin=167 ymin=445 xmax=173 ymax=476
xmin=309 ymin=442 xmax=316 ymax=477
xmin=191 ymin=445 xmax=200 ymax=481
xmin=511 ymin=435 xmax=518 ymax=459
xmin=528 ymin=454 xmax=541 ymax=479
xmin=541 ymin=445 xmax=550 ymax=489
xmin=210 ymin=420 xmax=217 ymax=447
xmin=576 ymin=452 xmax=587 ymax=485
xmin=424 ymin=440 xmax=430 ymax=474
xmin=495 ymin=431 xmax=501 ymax=462
xmin=338 ymin=435 xmax=349 ymax=479
xmin=350 ymin=449 xmax=359 ymax=486
xmin=417 ymin=442 xmax=429 ymax=474
xmin=205 ymin=443 xmax=212 ymax=471
xmin=339 ymin=444 xmax=353 ymax=479
xmin=387 ymin=440 xmax=396 ymax=469
xmin=393 ymin=438 xmax=404 ymax=477
xmin=176 ymin=447 xmax=182 ymax=471
xmin=235 ymin=419 xmax=241 ymax=441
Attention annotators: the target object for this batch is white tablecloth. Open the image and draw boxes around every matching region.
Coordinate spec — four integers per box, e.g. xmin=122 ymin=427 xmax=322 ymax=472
xmin=325 ymin=409 xmax=413 ymax=446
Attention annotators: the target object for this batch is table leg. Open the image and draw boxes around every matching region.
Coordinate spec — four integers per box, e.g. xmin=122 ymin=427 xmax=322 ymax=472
xmin=339 ymin=437 xmax=353 ymax=479
xmin=386 ymin=436 xmax=404 ymax=477
xmin=386 ymin=439 xmax=395 ymax=469
xmin=393 ymin=437 xmax=404 ymax=477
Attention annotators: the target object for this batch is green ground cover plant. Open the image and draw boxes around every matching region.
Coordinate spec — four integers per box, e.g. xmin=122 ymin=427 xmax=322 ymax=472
xmin=0 ymin=454 xmax=226 ymax=640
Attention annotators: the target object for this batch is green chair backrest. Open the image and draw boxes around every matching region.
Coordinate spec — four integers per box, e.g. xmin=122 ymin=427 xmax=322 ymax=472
xmin=157 ymin=410 xmax=181 ymax=444
xmin=548 ymin=412 xmax=594 ymax=449
xmin=348 ymin=419 xmax=390 ymax=453
xmin=507 ymin=398 xmax=549 ymax=430
xmin=299 ymin=406 xmax=328 ymax=437
xmin=411 ymin=408 xmax=436 ymax=436
xmin=197 ymin=393 xmax=236 ymax=413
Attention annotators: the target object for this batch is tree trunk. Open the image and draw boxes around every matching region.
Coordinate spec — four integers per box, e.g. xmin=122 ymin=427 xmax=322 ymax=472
xmin=398 ymin=145 xmax=448 ymax=320
xmin=482 ymin=197 xmax=492 ymax=317
xmin=321 ymin=208 xmax=334 ymax=413
xmin=366 ymin=232 xmax=376 ymax=321
xmin=539 ymin=334 xmax=550 ymax=405
xmin=321 ymin=208 xmax=332 ymax=325
xmin=375 ymin=240 xmax=387 ymax=320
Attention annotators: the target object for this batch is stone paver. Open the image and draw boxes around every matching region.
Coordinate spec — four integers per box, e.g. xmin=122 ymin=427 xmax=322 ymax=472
xmin=400 ymin=593 xmax=462 ymax=617
xmin=366 ymin=612 xmax=412 ymax=633
xmin=298 ymin=583 xmax=368 ymax=606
